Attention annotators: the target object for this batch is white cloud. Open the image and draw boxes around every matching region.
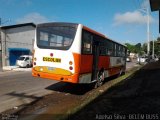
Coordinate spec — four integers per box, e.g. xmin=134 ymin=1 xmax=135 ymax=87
xmin=16 ymin=12 xmax=48 ymax=24
xmin=113 ymin=10 xmax=155 ymax=26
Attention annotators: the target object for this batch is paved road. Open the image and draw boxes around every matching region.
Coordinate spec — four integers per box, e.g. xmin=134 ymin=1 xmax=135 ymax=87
xmin=0 ymin=62 xmax=138 ymax=113
xmin=0 ymin=71 xmax=57 ymax=113
xmin=126 ymin=61 xmax=139 ymax=71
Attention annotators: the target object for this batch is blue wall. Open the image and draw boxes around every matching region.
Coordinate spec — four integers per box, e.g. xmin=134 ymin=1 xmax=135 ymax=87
xmin=8 ymin=48 xmax=30 ymax=66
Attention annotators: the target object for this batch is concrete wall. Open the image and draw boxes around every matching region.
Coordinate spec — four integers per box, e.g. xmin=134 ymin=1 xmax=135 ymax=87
xmin=1 ymin=25 xmax=35 ymax=66
xmin=0 ymin=50 xmax=2 ymax=71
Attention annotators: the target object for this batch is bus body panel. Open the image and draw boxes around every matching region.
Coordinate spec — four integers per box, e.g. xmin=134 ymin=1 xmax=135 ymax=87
xmin=33 ymin=49 xmax=74 ymax=73
xmin=69 ymin=24 xmax=82 ymax=54
xmin=80 ymin=55 xmax=93 ymax=74
xmin=32 ymin=50 xmax=81 ymax=83
xmin=98 ymin=56 xmax=110 ymax=70
xmin=32 ymin=69 xmax=79 ymax=83
xmin=109 ymin=57 xmax=126 ymax=76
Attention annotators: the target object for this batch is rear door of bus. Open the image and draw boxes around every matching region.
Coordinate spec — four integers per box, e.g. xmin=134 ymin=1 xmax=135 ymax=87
xmin=92 ymin=39 xmax=99 ymax=81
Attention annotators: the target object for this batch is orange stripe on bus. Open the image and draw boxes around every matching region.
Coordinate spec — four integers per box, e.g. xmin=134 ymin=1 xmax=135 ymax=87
xmin=72 ymin=53 xmax=81 ymax=73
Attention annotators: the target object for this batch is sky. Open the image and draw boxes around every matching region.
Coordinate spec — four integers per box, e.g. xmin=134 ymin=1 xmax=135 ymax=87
xmin=0 ymin=0 xmax=159 ymax=45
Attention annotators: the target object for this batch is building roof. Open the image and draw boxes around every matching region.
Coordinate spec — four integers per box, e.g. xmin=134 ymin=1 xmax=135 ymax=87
xmin=150 ymin=0 xmax=160 ymax=11
xmin=1 ymin=23 xmax=36 ymax=29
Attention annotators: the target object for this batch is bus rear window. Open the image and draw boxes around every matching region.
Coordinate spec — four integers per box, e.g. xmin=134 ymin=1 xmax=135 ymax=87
xmin=37 ymin=26 xmax=77 ymax=50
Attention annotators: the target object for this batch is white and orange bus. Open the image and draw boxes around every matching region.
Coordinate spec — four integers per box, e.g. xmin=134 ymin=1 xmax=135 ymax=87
xmin=32 ymin=22 xmax=127 ymax=87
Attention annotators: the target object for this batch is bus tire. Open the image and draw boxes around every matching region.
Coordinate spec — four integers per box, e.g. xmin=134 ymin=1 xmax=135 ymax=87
xmin=119 ymin=69 xmax=125 ymax=76
xmin=94 ymin=71 xmax=104 ymax=88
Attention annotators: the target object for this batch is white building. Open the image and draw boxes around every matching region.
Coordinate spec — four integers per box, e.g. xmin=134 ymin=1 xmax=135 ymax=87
xmin=0 ymin=23 xmax=36 ymax=69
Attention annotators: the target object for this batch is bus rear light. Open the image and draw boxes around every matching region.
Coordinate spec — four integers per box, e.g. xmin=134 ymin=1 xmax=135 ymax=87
xmin=69 ymin=61 xmax=73 ymax=65
xmin=69 ymin=66 xmax=73 ymax=70
xmin=34 ymin=57 xmax=37 ymax=61
xmin=50 ymin=53 xmax=53 ymax=57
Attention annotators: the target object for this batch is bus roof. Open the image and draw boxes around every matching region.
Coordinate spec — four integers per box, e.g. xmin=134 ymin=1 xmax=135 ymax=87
xmin=82 ymin=25 xmax=126 ymax=47
xmin=37 ymin=22 xmax=126 ymax=48
xmin=37 ymin=22 xmax=78 ymax=28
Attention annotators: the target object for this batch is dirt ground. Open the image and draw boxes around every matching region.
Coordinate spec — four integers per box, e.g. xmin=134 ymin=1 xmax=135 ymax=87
xmin=70 ymin=61 xmax=160 ymax=120
xmin=6 ymin=82 xmax=99 ymax=120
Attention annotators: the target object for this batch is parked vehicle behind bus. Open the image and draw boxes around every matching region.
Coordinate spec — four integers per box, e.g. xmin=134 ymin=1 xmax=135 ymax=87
xmin=32 ymin=22 xmax=127 ymax=87
xmin=17 ymin=55 xmax=32 ymax=68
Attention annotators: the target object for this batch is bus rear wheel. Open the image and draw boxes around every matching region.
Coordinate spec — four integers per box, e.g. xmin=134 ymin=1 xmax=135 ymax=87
xmin=119 ymin=69 xmax=125 ymax=77
xmin=94 ymin=71 xmax=104 ymax=88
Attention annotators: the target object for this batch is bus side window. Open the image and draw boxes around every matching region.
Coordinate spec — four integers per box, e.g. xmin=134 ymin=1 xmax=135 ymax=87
xmin=108 ymin=49 xmax=112 ymax=55
xmin=122 ymin=47 xmax=126 ymax=57
xmin=115 ymin=44 xmax=119 ymax=57
xmin=107 ymin=41 xmax=114 ymax=56
xmin=119 ymin=46 xmax=123 ymax=57
xmin=82 ymin=31 xmax=93 ymax=54
xmin=99 ymin=46 xmax=107 ymax=55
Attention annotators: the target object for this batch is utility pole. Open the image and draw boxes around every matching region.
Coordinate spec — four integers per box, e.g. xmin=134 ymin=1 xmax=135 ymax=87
xmin=0 ymin=18 xmax=10 ymax=71
xmin=147 ymin=6 xmax=150 ymax=56
xmin=152 ymin=39 xmax=154 ymax=59
xmin=151 ymin=32 xmax=155 ymax=59
xmin=139 ymin=2 xmax=150 ymax=56
xmin=0 ymin=18 xmax=2 ymax=72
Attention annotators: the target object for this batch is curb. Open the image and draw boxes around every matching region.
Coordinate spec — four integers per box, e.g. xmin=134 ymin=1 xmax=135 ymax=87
xmin=2 ymin=66 xmax=32 ymax=72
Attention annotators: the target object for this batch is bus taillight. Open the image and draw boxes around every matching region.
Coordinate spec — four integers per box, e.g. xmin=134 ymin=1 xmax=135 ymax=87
xmin=34 ymin=57 xmax=37 ymax=61
xmin=50 ymin=53 xmax=53 ymax=57
xmin=69 ymin=66 xmax=73 ymax=70
xmin=69 ymin=61 xmax=73 ymax=65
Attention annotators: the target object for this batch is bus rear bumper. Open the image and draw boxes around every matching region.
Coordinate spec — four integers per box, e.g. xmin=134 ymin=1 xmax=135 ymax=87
xmin=32 ymin=69 xmax=79 ymax=83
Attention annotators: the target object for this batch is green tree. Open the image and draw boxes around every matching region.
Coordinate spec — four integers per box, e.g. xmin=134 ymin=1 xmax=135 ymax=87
xmin=142 ymin=40 xmax=160 ymax=56
xmin=157 ymin=37 xmax=160 ymax=41
xmin=135 ymin=43 xmax=142 ymax=53
xmin=125 ymin=43 xmax=135 ymax=53
xmin=150 ymin=40 xmax=160 ymax=56
xmin=142 ymin=43 xmax=147 ymax=54
xmin=125 ymin=43 xmax=142 ymax=54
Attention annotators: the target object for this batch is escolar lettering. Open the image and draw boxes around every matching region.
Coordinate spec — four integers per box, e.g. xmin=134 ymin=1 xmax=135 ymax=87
xmin=43 ymin=57 xmax=61 ymax=63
